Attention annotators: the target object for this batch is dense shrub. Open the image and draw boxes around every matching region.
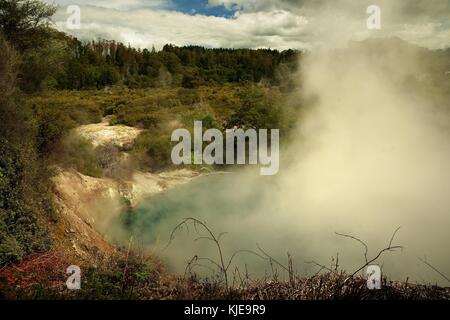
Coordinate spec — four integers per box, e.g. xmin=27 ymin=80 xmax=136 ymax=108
xmin=230 ymin=86 xmax=282 ymax=129
xmin=35 ymin=110 xmax=76 ymax=156
xmin=182 ymin=111 xmax=221 ymax=130
xmin=0 ymin=137 xmax=50 ymax=265
xmin=55 ymin=134 xmax=102 ymax=178
xmin=0 ymin=34 xmax=52 ymax=266
xmin=178 ymin=88 xmax=201 ymax=105
xmin=132 ymin=131 xmax=173 ymax=171
xmin=28 ymin=96 xmax=102 ymax=125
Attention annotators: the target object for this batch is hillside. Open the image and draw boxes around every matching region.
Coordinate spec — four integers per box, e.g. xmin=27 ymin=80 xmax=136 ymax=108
xmin=1 ymin=109 xmax=449 ymax=300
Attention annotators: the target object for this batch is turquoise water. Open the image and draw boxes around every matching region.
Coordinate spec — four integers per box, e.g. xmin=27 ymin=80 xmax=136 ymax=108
xmin=120 ymin=173 xmax=276 ymax=246
xmin=113 ymin=172 xmax=288 ymax=274
xmin=111 ymin=171 xmax=450 ymax=284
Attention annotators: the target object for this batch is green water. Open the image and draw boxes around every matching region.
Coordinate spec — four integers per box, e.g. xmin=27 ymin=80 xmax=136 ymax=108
xmin=111 ymin=171 xmax=450 ymax=284
xmin=120 ymin=173 xmax=276 ymax=246
xmin=113 ymin=172 xmax=290 ymax=275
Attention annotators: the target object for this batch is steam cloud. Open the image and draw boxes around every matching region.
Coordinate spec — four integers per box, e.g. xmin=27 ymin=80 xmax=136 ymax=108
xmin=108 ymin=38 xmax=450 ymax=286
xmin=98 ymin=1 xmax=450 ymax=284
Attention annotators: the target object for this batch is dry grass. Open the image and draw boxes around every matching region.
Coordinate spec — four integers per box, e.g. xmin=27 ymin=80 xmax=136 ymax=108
xmin=1 ymin=249 xmax=449 ymax=300
xmin=157 ymin=271 xmax=450 ymax=300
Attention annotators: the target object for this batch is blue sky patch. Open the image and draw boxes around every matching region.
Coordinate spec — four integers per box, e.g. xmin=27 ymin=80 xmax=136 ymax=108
xmin=170 ymin=0 xmax=237 ymax=17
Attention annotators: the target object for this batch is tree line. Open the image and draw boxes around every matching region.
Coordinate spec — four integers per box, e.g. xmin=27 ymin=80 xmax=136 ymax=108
xmin=56 ymin=39 xmax=299 ymax=90
xmin=1 ymin=1 xmax=299 ymax=92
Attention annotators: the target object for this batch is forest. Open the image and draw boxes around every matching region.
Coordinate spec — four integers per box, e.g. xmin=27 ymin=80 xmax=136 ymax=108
xmin=57 ymin=40 xmax=299 ymax=90
xmin=0 ymin=0 xmax=298 ymax=93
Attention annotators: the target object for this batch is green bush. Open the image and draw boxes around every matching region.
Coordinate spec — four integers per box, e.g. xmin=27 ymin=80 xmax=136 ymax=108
xmin=0 ymin=137 xmax=50 ymax=265
xmin=0 ymin=232 xmax=24 ymax=264
xmin=36 ymin=109 xmax=76 ymax=156
xmin=56 ymin=134 xmax=102 ymax=177
xmin=0 ymin=34 xmax=53 ymax=266
xmin=133 ymin=131 xmax=173 ymax=171
xmin=183 ymin=111 xmax=221 ymax=130
xmin=230 ymin=86 xmax=281 ymax=129
xmin=178 ymin=88 xmax=201 ymax=105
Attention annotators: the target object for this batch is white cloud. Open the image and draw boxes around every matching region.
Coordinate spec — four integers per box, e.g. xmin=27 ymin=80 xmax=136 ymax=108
xmin=49 ymin=0 xmax=450 ymax=50
xmin=45 ymin=0 xmax=170 ymax=10
xmin=53 ymin=6 xmax=311 ymax=50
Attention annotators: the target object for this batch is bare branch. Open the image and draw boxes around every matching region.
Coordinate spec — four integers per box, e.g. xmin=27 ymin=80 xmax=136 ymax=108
xmin=335 ymin=232 xmax=368 ymax=263
xmin=194 ymin=236 xmax=214 ymax=242
xmin=166 ymin=217 xmax=230 ymax=293
xmin=305 ymin=260 xmax=335 ymax=276
xmin=256 ymin=243 xmax=302 ymax=282
xmin=417 ymin=256 xmax=450 ymax=283
xmin=217 ymin=232 xmax=228 ymax=242
xmin=225 ymin=249 xmax=268 ymax=272
xmin=389 ymin=227 xmax=401 ymax=248
xmin=346 ymin=227 xmax=403 ymax=280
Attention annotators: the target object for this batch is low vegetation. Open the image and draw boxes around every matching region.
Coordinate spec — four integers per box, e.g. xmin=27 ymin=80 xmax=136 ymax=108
xmin=1 ymin=245 xmax=449 ymax=300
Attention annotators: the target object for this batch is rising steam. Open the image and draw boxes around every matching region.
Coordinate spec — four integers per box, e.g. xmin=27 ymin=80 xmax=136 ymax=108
xmin=96 ymin=35 xmax=450 ymax=286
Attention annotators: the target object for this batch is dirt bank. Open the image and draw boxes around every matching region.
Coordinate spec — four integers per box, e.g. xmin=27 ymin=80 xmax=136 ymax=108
xmin=51 ymin=119 xmax=204 ymax=262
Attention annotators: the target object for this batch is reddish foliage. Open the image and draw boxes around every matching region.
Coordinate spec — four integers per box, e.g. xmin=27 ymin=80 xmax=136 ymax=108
xmin=0 ymin=251 xmax=68 ymax=291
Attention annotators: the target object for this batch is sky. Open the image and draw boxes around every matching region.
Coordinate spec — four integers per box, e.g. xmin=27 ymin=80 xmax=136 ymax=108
xmin=45 ymin=0 xmax=450 ymax=50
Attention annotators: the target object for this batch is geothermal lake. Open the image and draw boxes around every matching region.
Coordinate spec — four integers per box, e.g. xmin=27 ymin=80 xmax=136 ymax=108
xmin=116 ymin=172 xmax=287 ymax=275
xmin=112 ymin=170 xmax=449 ymax=285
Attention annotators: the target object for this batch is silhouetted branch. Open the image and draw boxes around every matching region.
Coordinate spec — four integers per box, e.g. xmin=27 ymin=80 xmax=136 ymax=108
xmin=417 ymin=256 xmax=450 ymax=283
xmin=305 ymin=260 xmax=336 ymax=276
xmin=346 ymin=227 xmax=403 ymax=281
xmin=335 ymin=232 xmax=368 ymax=263
xmin=256 ymin=243 xmax=302 ymax=282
